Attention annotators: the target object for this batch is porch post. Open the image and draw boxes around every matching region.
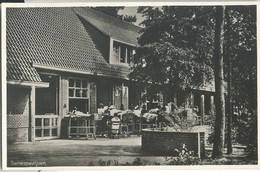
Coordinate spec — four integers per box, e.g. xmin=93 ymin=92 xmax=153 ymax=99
xmin=30 ymin=86 xmax=36 ymax=142
xmin=210 ymin=95 xmax=215 ymax=116
xmin=191 ymin=92 xmax=195 ymax=108
xmin=173 ymin=93 xmax=177 ymax=105
xmin=200 ymin=94 xmax=205 ymax=125
xmin=186 ymin=92 xmax=194 ymax=108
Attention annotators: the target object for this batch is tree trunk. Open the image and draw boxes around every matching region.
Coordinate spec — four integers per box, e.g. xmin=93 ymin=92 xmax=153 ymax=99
xmin=226 ymin=8 xmax=233 ymax=155
xmin=212 ymin=6 xmax=226 ymax=159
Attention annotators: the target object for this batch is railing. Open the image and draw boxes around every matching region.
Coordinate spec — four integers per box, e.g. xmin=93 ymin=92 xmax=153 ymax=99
xmin=69 ymin=126 xmax=96 ymax=137
xmin=68 ymin=118 xmax=96 ymax=139
xmin=35 ymin=114 xmax=59 ymax=140
xmin=195 ymin=115 xmax=212 ymax=125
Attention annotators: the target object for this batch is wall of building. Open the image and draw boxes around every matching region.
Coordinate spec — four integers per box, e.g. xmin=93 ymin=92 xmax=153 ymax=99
xmin=96 ymin=79 xmax=113 ymax=107
xmin=7 ymin=86 xmax=30 ymax=143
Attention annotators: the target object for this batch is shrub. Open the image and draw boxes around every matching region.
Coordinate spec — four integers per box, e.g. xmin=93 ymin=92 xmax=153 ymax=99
xmin=166 ymin=155 xmax=201 ymax=165
xmin=236 ymin=109 xmax=257 ymax=159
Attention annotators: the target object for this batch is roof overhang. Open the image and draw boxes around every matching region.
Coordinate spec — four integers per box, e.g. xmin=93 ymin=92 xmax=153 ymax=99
xmin=111 ymin=37 xmax=138 ymax=47
xmin=33 ymin=63 xmax=128 ymax=80
xmin=7 ymin=80 xmax=49 ymax=88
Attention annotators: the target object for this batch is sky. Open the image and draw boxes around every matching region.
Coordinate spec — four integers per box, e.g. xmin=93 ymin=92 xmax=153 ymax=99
xmin=118 ymin=7 xmax=144 ymax=26
xmin=24 ymin=0 xmax=145 ymax=26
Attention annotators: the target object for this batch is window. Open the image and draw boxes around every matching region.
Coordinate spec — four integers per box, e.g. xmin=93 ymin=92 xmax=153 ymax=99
xmin=112 ymin=41 xmax=135 ymax=64
xmin=120 ymin=46 xmax=126 ymax=63
xmin=127 ymin=47 xmax=133 ymax=64
xmin=69 ymin=78 xmax=89 ymax=113
xmin=69 ymin=79 xmax=89 ymax=98
xmin=35 ymin=116 xmax=58 ymax=139
xmin=113 ymin=42 xmax=120 ymax=63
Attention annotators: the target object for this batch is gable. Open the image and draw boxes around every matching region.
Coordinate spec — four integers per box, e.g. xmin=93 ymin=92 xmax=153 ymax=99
xmin=6 ymin=7 xmax=132 ymax=83
xmin=74 ymin=7 xmax=141 ymax=46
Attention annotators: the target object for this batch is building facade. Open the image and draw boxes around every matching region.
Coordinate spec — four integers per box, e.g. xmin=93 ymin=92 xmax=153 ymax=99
xmin=6 ymin=7 xmax=215 ymax=143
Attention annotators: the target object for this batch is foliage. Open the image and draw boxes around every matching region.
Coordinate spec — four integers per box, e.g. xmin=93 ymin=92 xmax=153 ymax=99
xmin=225 ymin=6 xmax=257 ymax=110
xmin=131 ymin=6 xmax=215 ymax=93
xmin=123 ymin=15 xmax=137 ymax=23
xmin=166 ymin=155 xmax=201 ymax=165
xmin=222 ymin=6 xmax=257 ymax=156
xmin=131 ymin=5 xmax=257 ymax=159
xmin=89 ymin=158 xmax=144 ymax=166
xmin=235 ymin=109 xmax=257 ymax=159
xmin=87 ymin=154 xmax=257 ymax=166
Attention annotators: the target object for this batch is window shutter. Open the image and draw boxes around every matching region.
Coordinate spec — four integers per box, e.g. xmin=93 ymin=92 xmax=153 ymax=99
xmin=122 ymin=86 xmax=129 ymax=110
xmin=89 ymin=82 xmax=97 ymax=113
xmin=113 ymin=85 xmax=122 ymax=110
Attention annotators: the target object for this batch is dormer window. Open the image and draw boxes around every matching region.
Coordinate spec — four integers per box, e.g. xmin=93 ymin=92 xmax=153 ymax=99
xmin=112 ymin=41 xmax=135 ymax=65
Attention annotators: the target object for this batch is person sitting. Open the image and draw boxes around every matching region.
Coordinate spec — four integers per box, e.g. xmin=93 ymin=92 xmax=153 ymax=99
xmin=110 ymin=113 xmax=121 ymax=138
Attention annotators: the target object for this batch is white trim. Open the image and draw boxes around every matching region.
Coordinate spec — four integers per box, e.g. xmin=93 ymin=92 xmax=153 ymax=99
xmin=38 ymin=71 xmax=60 ymax=76
xmin=110 ymin=40 xmax=133 ymax=66
xmin=109 ymin=37 xmax=114 ymax=64
xmin=7 ymin=80 xmax=49 ymax=88
xmin=1 ymin=5 xmax=7 ymax=170
xmin=198 ymin=132 xmax=201 ymax=159
xmin=58 ymin=75 xmax=62 ymax=138
xmin=33 ymin=63 xmax=127 ymax=80
xmin=68 ymin=77 xmax=90 ymax=113
xmin=30 ymin=86 xmax=36 ymax=142
xmin=112 ymin=38 xmax=137 ymax=47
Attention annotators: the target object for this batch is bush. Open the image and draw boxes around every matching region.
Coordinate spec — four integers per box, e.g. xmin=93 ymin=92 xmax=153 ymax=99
xmin=166 ymin=155 xmax=201 ymax=165
xmin=235 ymin=109 xmax=257 ymax=159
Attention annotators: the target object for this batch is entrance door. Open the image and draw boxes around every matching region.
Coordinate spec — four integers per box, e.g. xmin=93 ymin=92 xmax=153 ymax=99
xmin=35 ymin=74 xmax=59 ymax=140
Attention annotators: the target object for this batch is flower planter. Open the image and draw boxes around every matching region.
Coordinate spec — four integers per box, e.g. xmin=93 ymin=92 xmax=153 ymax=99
xmin=142 ymin=128 xmax=205 ymax=158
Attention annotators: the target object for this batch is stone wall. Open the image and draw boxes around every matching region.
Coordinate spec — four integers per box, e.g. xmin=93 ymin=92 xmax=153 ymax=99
xmin=142 ymin=129 xmax=205 ymax=158
xmin=7 ymin=86 xmax=30 ymax=143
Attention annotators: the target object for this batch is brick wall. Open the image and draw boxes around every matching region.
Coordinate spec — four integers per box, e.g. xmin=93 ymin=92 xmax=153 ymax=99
xmin=7 ymin=128 xmax=29 ymax=143
xmin=142 ymin=129 xmax=205 ymax=158
xmin=7 ymin=86 xmax=30 ymax=143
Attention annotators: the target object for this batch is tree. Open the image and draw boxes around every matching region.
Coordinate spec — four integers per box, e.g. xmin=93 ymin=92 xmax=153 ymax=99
xmin=225 ymin=7 xmax=233 ymax=155
xmin=224 ymin=6 xmax=257 ymax=158
xmin=212 ymin=6 xmax=226 ymax=159
xmin=123 ymin=15 xmax=137 ymax=23
xmin=131 ymin=7 xmax=215 ymax=99
xmin=131 ymin=5 xmax=257 ymax=159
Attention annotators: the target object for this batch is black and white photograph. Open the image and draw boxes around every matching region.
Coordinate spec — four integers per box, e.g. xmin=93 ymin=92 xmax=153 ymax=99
xmin=1 ymin=1 xmax=259 ymax=170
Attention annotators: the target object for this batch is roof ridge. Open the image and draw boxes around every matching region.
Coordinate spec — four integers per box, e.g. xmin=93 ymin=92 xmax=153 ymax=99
xmin=73 ymin=8 xmax=112 ymax=37
xmin=78 ymin=7 xmax=141 ymax=31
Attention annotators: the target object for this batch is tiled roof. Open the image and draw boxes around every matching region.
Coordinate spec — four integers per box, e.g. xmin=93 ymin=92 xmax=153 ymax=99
xmin=6 ymin=7 xmax=133 ymax=83
xmin=74 ymin=7 xmax=141 ymax=46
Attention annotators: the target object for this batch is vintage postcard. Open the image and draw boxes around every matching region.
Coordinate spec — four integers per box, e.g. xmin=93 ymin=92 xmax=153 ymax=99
xmin=1 ymin=1 xmax=259 ymax=171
